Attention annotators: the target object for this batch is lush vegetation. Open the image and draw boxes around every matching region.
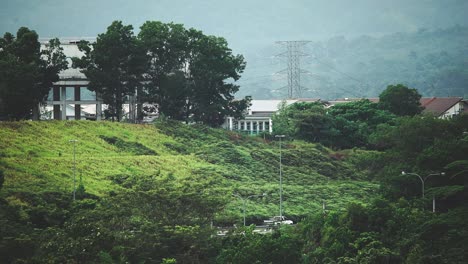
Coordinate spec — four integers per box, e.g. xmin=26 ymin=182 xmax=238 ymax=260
xmin=0 ymin=120 xmax=376 ymax=262
xmin=73 ymin=21 xmax=250 ymax=125
xmin=272 ymin=100 xmax=396 ymax=149
xmin=264 ymin=91 xmax=468 ymax=263
xmin=1 ymin=107 xmax=467 ymax=262
xmin=0 ymin=27 xmax=67 ymax=120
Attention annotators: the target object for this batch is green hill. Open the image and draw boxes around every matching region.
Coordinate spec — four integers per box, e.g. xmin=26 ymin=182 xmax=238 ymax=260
xmin=0 ymin=120 xmax=376 ymax=223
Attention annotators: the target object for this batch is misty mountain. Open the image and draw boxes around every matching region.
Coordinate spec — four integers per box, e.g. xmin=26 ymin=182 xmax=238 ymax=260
xmin=237 ymin=25 xmax=468 ymax=99
xmin=2 ymin=1 xmax=468 ymax=100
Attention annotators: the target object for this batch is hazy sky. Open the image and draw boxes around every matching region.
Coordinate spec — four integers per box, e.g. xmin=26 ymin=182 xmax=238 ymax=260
xmin=2 ymin=0 xmax=467 ymax=54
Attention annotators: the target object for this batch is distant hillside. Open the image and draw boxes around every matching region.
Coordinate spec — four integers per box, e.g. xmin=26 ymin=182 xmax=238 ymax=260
xmin=0 ymin=121 xmax=376 ymax=223
xmin=238 ymin=25 xmax=468 ymax=99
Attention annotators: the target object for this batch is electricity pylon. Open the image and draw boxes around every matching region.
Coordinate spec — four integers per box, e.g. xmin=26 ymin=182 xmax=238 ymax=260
xmin=276 ymin=41 xmax=311 ymax=98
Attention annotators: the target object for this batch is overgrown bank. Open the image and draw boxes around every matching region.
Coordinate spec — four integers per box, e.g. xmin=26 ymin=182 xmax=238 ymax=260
xmin=0 ymin=120 xmax=376 ymax=262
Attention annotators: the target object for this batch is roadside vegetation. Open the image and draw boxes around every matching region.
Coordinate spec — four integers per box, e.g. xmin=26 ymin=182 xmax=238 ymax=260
xmin=0 ymin=120 xmax=377 ymax=262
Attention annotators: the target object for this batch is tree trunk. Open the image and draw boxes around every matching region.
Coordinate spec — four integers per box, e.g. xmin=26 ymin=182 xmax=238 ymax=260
xmin=32 ymin=102 xmax=40 ymax=121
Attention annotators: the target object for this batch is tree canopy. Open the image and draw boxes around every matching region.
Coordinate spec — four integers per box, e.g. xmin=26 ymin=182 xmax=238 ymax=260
xmin=273 ymin=99 xmax=396 ymax=149
xmin=72 ymin=21 xmax=145 ymax=122
xmin=0 ymin=27 xmax=67 ymax=120
xmin=73 ymin=20 xmax=250 ymax=126
xmin=378 ymin=84 xmax=422 ymax=116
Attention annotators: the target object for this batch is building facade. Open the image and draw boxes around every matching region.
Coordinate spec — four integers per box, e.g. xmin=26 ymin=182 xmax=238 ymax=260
xmin=41 ymin=39 xmax=103 ymax=120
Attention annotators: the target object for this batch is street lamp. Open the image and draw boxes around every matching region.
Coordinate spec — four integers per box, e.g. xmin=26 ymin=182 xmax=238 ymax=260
xmin=69 ymin=139 xmax=78 ymax=201
xmin=401 ymin=171 xmax=445 ymax=212
xmin=233 ymin=193 xmax=266 ymax=226
xmin=275 ymin=135 xmax=286 ymax=218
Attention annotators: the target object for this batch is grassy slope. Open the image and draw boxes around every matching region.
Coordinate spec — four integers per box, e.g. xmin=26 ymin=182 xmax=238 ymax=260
xmin=0 ymin=120 xmax=378 ymax=223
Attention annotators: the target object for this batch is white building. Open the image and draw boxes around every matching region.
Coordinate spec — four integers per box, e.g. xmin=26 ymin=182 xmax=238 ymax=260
xmin=223 ymin=99 xmax=320 ymax=134
xmin=420 ymin=97 xmax=467 ymax=119
xmin=41 ymin=38 xmax=103 ymax=120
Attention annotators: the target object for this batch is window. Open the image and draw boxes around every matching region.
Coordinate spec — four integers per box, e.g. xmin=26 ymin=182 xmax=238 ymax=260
xmin=47 ymin=88 xmax=54 ymax=101
xmin=80 ymin=87 xmax=96 ymax=100
xmin=66 ymin=87 xmax=75 ymax=100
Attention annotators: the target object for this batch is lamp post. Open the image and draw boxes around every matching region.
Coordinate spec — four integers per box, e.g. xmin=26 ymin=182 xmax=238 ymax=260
xmin=233 ymin=193 xmax=266 ymax=226
xmin=69 ymin=139 xmax=78 ymax=201
xmin=275 ymin=135 xmax=286 ymax=218
xmin=401 ymin=171 xmax=445 ymax=212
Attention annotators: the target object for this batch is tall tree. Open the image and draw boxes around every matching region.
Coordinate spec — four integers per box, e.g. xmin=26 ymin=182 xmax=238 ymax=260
xmin=0 ymin=28 xmax=67 ymax=120
xmin=138 ymin=22 xmax=250 ymax=126
xmin=73 ymin=21 xmax=145 ymax=121
xmin=378 ymin=84 xmax=423 ymax=116
xmin=138 ymin=21 xmax=190 ymax=120
xmin=186 ymin=31 xmax=248 ymax=126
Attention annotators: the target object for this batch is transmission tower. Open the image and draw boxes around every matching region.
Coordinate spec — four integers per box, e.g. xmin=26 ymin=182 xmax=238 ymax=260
xmin=276 ymin=41 xmax=311 ymax=98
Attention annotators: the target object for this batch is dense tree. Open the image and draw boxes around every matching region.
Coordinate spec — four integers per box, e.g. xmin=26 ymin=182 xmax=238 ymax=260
xmin=328 ymin=100 xmax=396 ymax=148
xmin=73 ymin=21 xmax=145 ymax=121
xmin=138 ymin=21 xmax=189 ymax=120
xmin=0 ymin=28 xmax=67 ymax=120
xmin=185 ymin=31 xmax=249 ymax=126
xmin=272 ymin=101 xmax=335 ymax=143
xmin=378 ymin=84 xmax=422 ymax=116
xmin=138 ymin=23 xmax=250 ymax=126
xmin=216 ymin=226 xmax=302 ymax=264
xmin=73 ymin=21 xmax=249 ymax=125
xmin=273 ymin=100 xmax=396 ymax=148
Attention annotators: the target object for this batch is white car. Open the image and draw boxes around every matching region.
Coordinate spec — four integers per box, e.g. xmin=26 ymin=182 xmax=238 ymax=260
xmin=264 ymin=216 xmax=293 ymax=226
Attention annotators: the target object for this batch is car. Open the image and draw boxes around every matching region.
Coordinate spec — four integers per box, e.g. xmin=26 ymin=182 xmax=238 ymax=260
xmin=264 ymin=216 xmax=293 ymax=226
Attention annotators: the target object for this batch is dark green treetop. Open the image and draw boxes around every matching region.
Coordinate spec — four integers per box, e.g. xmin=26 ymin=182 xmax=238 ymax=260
xmin=378 ymin=84 xmax=423 ymax=116
xmin=0 ymin=27 xmax=67 ymax=120
xmin=73 ymin=21 xmax=145 ymax=122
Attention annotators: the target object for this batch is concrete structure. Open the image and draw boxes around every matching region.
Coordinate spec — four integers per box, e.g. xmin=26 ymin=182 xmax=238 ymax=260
xmin=40 ymin=38 xmax=103 ymax=120
xmin=223 ymin=100 xmax=294 ymax=134
xmin=223 ymin=99 xmax=321 ymax=134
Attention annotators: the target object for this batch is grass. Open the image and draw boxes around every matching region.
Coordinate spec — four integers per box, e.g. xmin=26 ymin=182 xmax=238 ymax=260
xmin=0 ymin=120 xmax=379 ymax=223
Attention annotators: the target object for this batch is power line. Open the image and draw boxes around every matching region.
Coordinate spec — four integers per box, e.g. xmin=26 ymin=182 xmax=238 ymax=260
xmin=308 ymin=57 xmax=368 ymax=86
xmin=303 ymin=56 xmax=369 ymax=97
xmin=237 ymin=74 xmax=278 ymax=83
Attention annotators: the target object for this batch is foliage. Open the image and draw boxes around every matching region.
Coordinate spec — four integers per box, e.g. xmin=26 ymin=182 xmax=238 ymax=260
xmin=0 ymin=120 xmax=376 ymax=262
xmin=216 ymin=225 xmax=302 ymax=264
xmin=100 ymin=135 xmax=157 ymax=155
xmin=73 ymin=21 xmax=145 ymax=122
xmin=2 ymin=109 xmax=465 ymax=262
xmin=73 ymin=20 xmax=250 ymax=126
xmin=328 ymin=99 xmax=396 ymax=148
xmin=138 ymin=21 xmax=191 ymax=121
xmin=273 ymin=99 xmax=396 ymax=149
xmin=378 ymin=84 xmax=423 ymax=116
xmin=139 ymin=22 xmax=250 ymax=126
xmin=273 ymin=101 xmax=336 ymax=144
xmin=0 ymin=169 xmax=3 ymax=190
xmin=184 ymin=30 xmax=249 ymax=126
xmin=0 ymin=28 xmax=67 ymax=120
xmin=298 ymin=197 xmax=468 ymax=263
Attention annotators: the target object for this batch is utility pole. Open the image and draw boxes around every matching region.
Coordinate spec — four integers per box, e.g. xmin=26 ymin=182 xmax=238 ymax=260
xmin=232 ymin=193 xmax=266 ymax=226
xmin=275 ymin=135 xmax=286 ymax=218
xmin=69 ymin=139 xmax=78 ymax=201
xmin=276 ymin=41 xmax=311 ymax=98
